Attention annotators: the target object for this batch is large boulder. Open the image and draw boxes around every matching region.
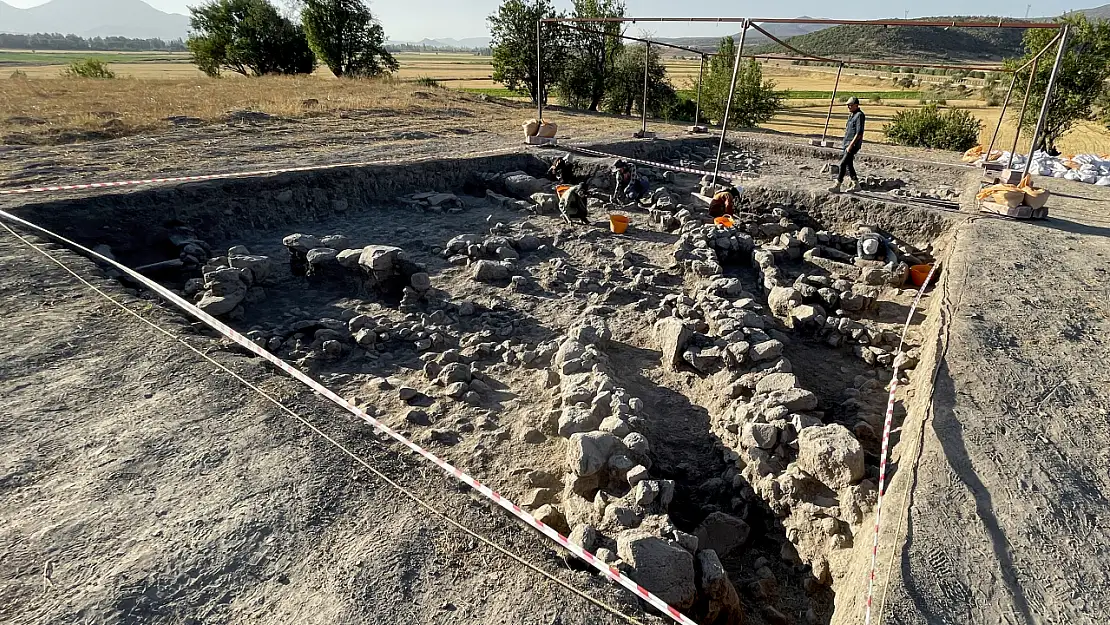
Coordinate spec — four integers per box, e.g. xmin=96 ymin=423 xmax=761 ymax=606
xmin=228 ymin=254 xmax=276 ymax=284
xmin=767 ymin=286 xmax=802 ymax=318
xmin=566 ymin=431 xmax=621 ymax=477
xmin=617 ymin=534 xmax=697 ymax=610
xmin=502 ymin=172 xmax=550 ymax=198
xmin=473 ymin=260 xmax=511 ymax=283
xmin=696 ymin=550 xmax=744 ymax=625
xmin=358 ymin=245 xmax=402 ymax=274
xmin=282 ymin=233 xmax=321 ymax=254
xmin=797 ymin=424 xmax=865 ymax=489
xmin=654 ymin=318 xmax=694 ymax=371
xmin=694 ymin=512 xmax=750 ymax=558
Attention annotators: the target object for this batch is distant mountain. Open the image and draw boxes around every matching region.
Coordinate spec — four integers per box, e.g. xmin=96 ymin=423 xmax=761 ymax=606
xmin=388 ymin=36 xmax=491 ymax=49
xmin=0 ymin=0 xmax=190 ymax=40
xmin=1077 ymin=3 xmax=1110 ymax=19
xmin=754 ymin=16 xmax=1034 ymax=61
xmin=655 ymin=19 xmax=833 ymax=53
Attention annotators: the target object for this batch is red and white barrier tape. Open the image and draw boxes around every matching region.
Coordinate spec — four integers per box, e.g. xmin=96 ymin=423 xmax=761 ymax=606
xmin=863 ymin=261 xmax=940 ymax=625
xmin=0 ymin=146 xmax=522 ymax=197
xmin=562 ymin=145 xmax=745 ymax=182
xmin=0 ymin=208 xmax=699 ymax=625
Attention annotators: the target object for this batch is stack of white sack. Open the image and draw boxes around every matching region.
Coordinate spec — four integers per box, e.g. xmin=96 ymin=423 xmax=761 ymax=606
xmin=977 ymin=150 xmax=1110 ymax=186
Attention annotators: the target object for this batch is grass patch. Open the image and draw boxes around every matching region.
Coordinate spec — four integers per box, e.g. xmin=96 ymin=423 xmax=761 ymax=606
xmin=460 ymin=87 xmax=523 ymax=98
xmin=0 ymin=51 xmax=189 ymax=66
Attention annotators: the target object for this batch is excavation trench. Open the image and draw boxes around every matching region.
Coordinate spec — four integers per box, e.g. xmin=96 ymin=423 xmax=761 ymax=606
xmin=6 ymin=137 xmax=961 ymax=625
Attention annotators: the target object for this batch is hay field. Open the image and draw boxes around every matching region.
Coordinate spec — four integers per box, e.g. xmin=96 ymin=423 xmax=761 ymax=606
xmin=1 ymin=50 xmax=1106 ymax=153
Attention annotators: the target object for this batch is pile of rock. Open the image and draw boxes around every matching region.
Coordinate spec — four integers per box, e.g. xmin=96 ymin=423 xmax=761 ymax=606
xmin=856 ymin=175 xmax=905 ymax=191
xmin=281 ymin=233 xmax=425 ymax=293
xmin=531 ymin=314 xmax=743 ymax=620
xmin=712 ymin=368 xmax=878 ymax=588
xmin=892 ymin=186 xmax=961 ymax=202
xmin=398 ymin=191 xmax=464 ymax=213
xmin=188 ymin=246 xmax=275 ymax=317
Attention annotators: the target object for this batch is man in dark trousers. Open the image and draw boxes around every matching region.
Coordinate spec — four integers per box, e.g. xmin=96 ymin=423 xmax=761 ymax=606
xmin=830 ymin=96 xmax=865 ymax=193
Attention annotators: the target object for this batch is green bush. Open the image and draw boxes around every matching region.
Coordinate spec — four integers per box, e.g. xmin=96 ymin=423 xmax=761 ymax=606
xmin=883 ymin=104 xmax=981 ymax=151
xmin=10 ymin=70 xmax=28 ymax=80
xmin=414 ymin=76 xmax=440 ymax=87
xmin=62 ymin=58 xmax=115 ymax=78
xmin=870 ymin=95 xmax=883 ymax=104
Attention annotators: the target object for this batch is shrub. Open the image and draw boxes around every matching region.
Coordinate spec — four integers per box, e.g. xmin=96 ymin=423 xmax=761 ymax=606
xmin=983 ymin=90 xmax=1003 ymax=106
xmin=62 ymin=58 xmax=115 ymax=79
xmin=870 ymin=95 xmax=883 ymax=104
xmin=883 ymin=104 xmax=981 ymax=151
xmin=10 ymin=70 xmax=28 ymax=79
xmin=414 ymin=76 xmax=440 ymax=87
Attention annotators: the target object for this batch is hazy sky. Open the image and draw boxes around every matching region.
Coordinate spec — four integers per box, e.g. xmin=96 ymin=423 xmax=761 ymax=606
xmin=4 ymin=0 xmax=1100 ymax=40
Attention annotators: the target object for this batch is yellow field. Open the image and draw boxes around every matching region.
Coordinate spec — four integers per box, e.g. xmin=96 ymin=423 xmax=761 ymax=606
xmin=771 ymin=102 xmax=1110 ymax=156
xmin=2 ymin=50 xmax=1106 ymax=153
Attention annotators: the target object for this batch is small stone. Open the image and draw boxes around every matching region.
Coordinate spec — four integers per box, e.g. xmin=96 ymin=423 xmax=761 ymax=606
xmin=521 ymin=428 xmax=546 ymax=444
xmin=410 ymin=272 xmax=432 ymax=292
xmin=405 ymin=409 xmax=432 ymax=426
xmin=627 ymin=465 xmax=649 ymax=487
xmin=398 ymin=387 xmax=418 ymax=401
xmin=445 ymin=382 xmax=469 ymax=399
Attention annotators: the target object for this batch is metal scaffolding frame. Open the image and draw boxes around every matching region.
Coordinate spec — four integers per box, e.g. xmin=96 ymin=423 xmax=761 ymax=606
xmin=536 ymin=15 xmax=1065 ymax=185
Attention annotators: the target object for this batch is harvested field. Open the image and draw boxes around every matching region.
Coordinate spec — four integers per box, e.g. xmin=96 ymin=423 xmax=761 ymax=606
xmin=1 ymin=78 xmax=1109 ymax=625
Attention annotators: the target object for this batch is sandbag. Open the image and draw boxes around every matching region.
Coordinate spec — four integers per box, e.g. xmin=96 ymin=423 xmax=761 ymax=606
xmin=1022 ymin=188 xmax=1050 ymax=209
xmin=1095 ymin=176 xmax=1110 ymax=186
xmin=522 ymin=119 xmax=540 ymax=138
xmin=537 ymin=121 xmax=558 ymax=138
xmin=992 ymin=189 xmax=1024 ymax=208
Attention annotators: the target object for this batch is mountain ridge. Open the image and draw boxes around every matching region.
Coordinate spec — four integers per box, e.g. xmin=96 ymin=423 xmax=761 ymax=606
xmin=0 ymin=0 xmax=190 ymax=40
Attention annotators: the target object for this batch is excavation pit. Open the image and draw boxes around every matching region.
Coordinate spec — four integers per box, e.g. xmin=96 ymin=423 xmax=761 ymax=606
xmin=7 ymin=137 xmax=961 ymax=625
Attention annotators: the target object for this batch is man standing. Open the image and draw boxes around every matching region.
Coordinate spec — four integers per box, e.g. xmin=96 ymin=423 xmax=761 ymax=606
xmin=830 ymin=96 xmax=865 ymax=193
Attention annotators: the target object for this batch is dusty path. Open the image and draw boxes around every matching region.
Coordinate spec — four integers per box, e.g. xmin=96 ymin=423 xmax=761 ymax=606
xmin=0 ymin=233 xmax=652 ymax=625
xmin=872 ymin=178 xmax=1110 ymax=625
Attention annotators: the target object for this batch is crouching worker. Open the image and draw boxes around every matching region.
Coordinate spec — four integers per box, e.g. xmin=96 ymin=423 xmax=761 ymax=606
xmin=612 ymin=160 xmax=649 ymax=204
xmin=559 ymin=182 xmax=591 ymax=226
xmin=548 ymin=156 xmax=577 ymax=184
xmin=709 ymin=186 xmax=742 ymax=218
xmin=857 ymin=232 xmax=898 ymax=265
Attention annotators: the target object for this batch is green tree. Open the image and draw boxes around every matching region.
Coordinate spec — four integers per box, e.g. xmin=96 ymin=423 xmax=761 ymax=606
xmin=488 ymin=0 xmax=566 ymax=104
xmin=698 ymin=36 xmax=783 ymax=129
xmin=1006 ymin=14 xmax=1110 ymax=152
xmin=301 ymin=0 xmax=397 ymax=77
xmin=187 ymin=0 xmax=316 ymax=77
xmin=603 ymin=43 xmax=675 ymax=117
xmin=558 ymin=0 xmax=625 ymax=111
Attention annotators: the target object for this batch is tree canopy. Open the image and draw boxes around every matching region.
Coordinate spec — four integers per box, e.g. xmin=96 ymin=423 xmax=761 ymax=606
xmin=1006 ymin=14 xmax=1110 ymax=152
xmin=698 ymin=37 xmax=783 ymax=129
xmin=489 ymin=0 xmax=566 ymax=104
xmin=187 ymin=0 xmax=316 ymax=77
xmin=301 ymin=0 xmax=397 ymax=78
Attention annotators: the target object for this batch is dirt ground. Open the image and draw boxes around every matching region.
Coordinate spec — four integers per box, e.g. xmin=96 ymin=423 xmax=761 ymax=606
xmin=1 ymin=99 xmax=1109 ymax=625
xmin=836 ymin=177 xmax=1110 ymax=625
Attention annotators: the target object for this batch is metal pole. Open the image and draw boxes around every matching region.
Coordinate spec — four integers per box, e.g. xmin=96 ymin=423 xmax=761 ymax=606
xmin=536 ymin=20 xmax=543 ymax=122
xmin=1006 ymin=55 xmax=1039 ymax=169
xmin=694 ymin=55 xmax=705 ymax=126
xmin=712 ymin=19 xmax=749 ymax=185
xmin=820 ymin=63 xmax=844 ymax=144
xmin=641 ymin=42 xmax=650 ymax=135
xmin=984 ymin=72 xmax=1018 ymax=161
xmin=1021 ymin=25 xmax=1069 ymax=181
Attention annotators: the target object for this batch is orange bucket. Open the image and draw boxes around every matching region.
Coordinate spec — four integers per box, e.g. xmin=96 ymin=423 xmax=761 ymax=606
xmin=609 ymin=214 xmax=630 ymax=234
xmin=909 ymin=264 xmax=934 ymax=287
xmin=556 ymin=184 xmax=571 ymax=198
xmin=714 ymin=215 xmax=735 ymax=228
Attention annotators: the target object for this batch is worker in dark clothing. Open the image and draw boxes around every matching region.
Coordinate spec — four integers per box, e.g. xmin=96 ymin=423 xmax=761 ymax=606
xmin=830 ymin=97 xmax=865 ymax=193
xmin=612 ymin=160 xmax=649 ymax=204
xmin=708 ymin=186 xmax=742 ymax=218
xmin=559 ymin=182 xmax=591 ymax=226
